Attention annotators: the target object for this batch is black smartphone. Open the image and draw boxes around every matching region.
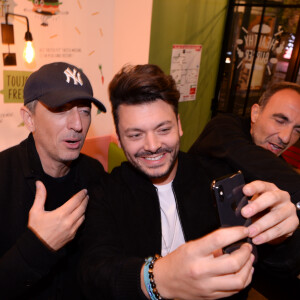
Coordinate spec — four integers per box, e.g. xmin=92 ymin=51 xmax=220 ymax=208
xmin=211 ymin=171 xmax=250 ymax=228
xmin=211 ymin=171 xmax=256 ymax=257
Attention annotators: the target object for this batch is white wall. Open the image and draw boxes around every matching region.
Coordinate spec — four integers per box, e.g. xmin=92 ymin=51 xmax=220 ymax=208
xmin=113 ymin=0 xmax=153 ymax=73
xmin=0 ymin=0 xmax=153 ymax=150
xmin=88 ymin=0 xmax=153 ymax=139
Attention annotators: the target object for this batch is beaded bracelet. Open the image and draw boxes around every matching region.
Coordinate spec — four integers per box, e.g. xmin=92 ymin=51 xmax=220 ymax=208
xmin=144 ymin=254 xmax=164 ymax=300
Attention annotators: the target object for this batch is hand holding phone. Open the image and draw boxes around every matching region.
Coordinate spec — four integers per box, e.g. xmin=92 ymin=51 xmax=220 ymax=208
xmin=211 ymin=171 xmax=257 ymax=259
xmin=211 ymin=171 xmax=250 ymax=228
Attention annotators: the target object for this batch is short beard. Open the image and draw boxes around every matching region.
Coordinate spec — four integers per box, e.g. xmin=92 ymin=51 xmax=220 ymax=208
xmin=123 ymin=142 xmax=180 ymax=181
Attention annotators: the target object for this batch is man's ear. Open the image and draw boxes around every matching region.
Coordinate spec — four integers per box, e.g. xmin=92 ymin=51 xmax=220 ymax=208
xmin=177 ymin=114 xmax=183 ymax=137
xmin=116 ymin=128 xmax=122 ymax=148
xmin=251 ymin=104 xmax=260 ymax=124
xmin=117 ymin=134 xmax=121 ymax=148
xmin=20 ymin=106 xmax=35 ymax=132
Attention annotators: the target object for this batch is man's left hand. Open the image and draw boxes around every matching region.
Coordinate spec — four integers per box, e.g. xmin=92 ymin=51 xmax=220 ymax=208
xmin=241 ymin=181 xmax=299 ymax=245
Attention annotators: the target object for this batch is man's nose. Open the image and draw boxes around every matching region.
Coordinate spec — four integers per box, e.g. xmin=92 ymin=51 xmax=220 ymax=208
xmin=278 ymin=125 xmax=293 ymax=145
xmin=144 ymin=132 xmax=161 ymax=152
xmin=67 ymin=107 xmax=83 ymax=132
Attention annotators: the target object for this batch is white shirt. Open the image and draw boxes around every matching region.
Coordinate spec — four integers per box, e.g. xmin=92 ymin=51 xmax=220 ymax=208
xmin=154 ymin=181 xmax=185 ymax=257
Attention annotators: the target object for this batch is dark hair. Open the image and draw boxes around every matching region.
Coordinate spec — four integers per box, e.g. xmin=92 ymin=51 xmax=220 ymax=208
xmin=108 ymin=64 xmax=180 ymax=133
xmin=259 ymin=81 xmax=300 ymax=108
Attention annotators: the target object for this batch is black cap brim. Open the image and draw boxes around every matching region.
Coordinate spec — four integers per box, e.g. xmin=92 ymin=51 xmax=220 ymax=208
xmin=38 ymin=89 xmax=106 ymax=112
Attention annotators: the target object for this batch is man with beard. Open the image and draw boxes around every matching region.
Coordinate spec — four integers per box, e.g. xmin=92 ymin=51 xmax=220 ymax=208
xmin=0 ymin=62 xmax=107 ymax=299
xmin=80 ymin=64 xmax=298 ymax=300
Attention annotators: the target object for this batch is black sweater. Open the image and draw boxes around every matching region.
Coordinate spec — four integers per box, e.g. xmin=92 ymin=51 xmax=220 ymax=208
xmin=189 ymin=113 xmax=300 ymax=211
xmin=0 ymin=134 xmax=106 ymax=299
xmin=189 ymin=113 xmax=300 ymax=298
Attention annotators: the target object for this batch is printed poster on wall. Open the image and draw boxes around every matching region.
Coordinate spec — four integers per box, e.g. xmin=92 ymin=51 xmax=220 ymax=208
xmin=235 ymin=14 xmax=284 ymax=91
xmin=170 ymin=44 xmax=202 ymax=102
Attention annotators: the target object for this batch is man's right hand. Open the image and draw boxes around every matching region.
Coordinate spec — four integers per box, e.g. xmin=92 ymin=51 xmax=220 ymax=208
xmin=141 ymin=226 xmax=254 ymax=300
xmin=28 ymin=181 xmax=89 ymax=251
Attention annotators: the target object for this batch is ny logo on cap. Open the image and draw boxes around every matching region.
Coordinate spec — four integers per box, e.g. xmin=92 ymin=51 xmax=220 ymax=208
xmin=64 ymin=67 xmax=83 ymax=86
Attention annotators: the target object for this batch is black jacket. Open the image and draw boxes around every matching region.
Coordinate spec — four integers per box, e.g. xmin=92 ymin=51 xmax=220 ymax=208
xmin=80 ymin=152 xmax=286 ymax=299
xmin=189 ymin=113 xmax=300 ymax=211
xmin=0 ymin=134 xmax=106 ymax=299
xmin=80 ymin=152 xmax=219 ymax=299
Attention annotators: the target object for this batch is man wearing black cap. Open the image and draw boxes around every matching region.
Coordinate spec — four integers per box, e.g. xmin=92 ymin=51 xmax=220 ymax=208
xmin=0 ymin=62 xmax=107 ymax=299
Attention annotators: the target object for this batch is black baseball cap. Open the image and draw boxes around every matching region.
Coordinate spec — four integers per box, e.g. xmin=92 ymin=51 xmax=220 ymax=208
xmin=23 ymin=62 xmax=106 ymax=112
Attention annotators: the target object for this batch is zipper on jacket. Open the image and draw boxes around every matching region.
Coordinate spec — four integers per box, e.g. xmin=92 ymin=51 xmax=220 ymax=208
xmin=154 ymin=184 xmax=187 ymax=248
xmin=171 ymin=184 xmax=187 ymax=242
xmin=154 ymin=186 xmax=163 ymax=250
